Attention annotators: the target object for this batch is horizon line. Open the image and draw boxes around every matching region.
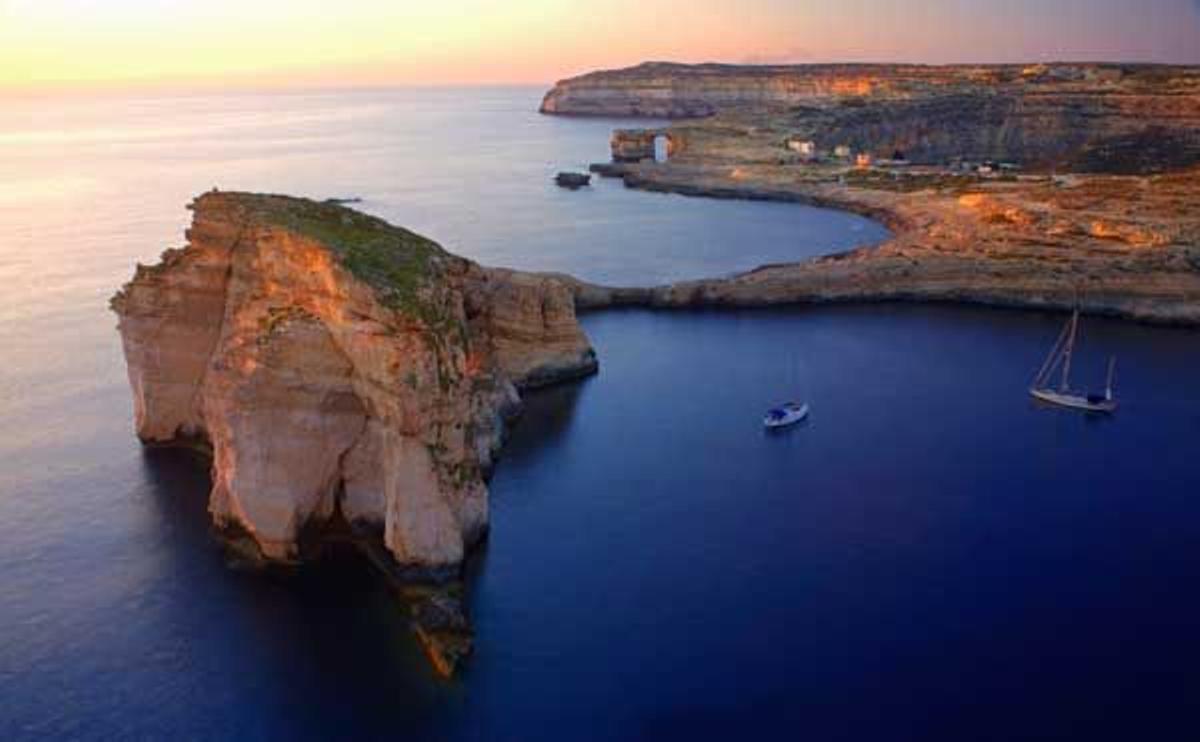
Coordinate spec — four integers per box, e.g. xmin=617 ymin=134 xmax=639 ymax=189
xmin=7 ymin=56 xmax=1199 ymax=97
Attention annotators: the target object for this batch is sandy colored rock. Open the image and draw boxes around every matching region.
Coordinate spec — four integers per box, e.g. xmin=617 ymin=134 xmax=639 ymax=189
xmin=111 ymin=192 xmax=596 ymax=573
xmin=541 ymin=62 xmax=1200 ymax=323
xmin=568 ymin=162 xmax=1200 ymax=323
xmin=543 ymin=62 xmax=1200 ymax=173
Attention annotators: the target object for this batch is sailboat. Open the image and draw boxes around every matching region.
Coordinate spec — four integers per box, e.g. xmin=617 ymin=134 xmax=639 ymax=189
xmin=763 ymin=357 xmax=810 ymax=429
xmin=1029 ymin=309 xmax=1118 ymax=413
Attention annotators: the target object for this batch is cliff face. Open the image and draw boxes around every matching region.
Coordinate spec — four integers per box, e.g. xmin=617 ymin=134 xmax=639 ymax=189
xmin=540 ymin=61 xmax=940 ymax=117
xmin=543 ymin=62 xmax=1200 ymax=173
xmin=111 ymin=192 xmax=596 ymax=574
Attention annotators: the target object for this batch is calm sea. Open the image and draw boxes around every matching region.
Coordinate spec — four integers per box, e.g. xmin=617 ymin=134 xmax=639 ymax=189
xmin=1 ymin=88 xmax=1198 ymax=741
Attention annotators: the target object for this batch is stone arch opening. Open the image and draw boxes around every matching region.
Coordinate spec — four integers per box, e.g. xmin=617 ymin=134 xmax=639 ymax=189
xmin=654 ymin=134 xmax=671 ymax=163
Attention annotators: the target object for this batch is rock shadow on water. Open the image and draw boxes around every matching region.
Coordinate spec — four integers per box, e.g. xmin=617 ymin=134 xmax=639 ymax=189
xmin=135 ymin=447 xmax=463 ymax=738
xmin=497 ymin=376 xmax=591 ymax=464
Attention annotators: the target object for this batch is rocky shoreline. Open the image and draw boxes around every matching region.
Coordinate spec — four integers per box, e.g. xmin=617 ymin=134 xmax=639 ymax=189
xmin=559 ymin=162 xmax=1200 ymax=325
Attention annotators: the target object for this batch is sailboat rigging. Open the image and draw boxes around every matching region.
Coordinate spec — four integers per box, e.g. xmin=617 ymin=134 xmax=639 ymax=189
xmin=1029 ymin=308 xmax=1118 ymax=413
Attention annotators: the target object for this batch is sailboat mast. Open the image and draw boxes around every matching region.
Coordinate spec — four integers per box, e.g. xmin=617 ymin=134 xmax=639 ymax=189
xmin=1033 ymin=318 xmax=1071 ymax=389
xmin=1059 ymin=310 xmax=1078 ymax=392
xmin=1106 ymin=356 xmax=1117 ymax=400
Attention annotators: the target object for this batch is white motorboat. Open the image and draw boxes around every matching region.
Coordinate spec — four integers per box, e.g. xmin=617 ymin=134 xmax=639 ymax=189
xmin=763 ymin=402 xmax=809 ymax=429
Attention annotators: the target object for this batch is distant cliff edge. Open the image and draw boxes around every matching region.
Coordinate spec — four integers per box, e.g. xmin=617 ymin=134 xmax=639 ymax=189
xmin=541 ymin=61 xmax=1200 ymax=173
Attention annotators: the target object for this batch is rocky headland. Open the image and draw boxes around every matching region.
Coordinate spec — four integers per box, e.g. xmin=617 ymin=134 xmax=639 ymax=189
xmin=543 ymin=62 xmax=1200 ymax=323
xmin=111 ymin=191 xmax=596 ymax=674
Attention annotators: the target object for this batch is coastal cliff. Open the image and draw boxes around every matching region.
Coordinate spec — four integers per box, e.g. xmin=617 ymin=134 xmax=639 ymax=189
xmin=543 ymin=62 xmax=1200 ymax=172
xmin=542 ymin=61 xmax=1200 ymax=323
xmin=111 ymin=192 xmax=596 ymax=673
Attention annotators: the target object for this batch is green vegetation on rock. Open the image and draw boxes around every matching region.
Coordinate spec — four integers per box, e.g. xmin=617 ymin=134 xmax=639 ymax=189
xmin=222 ymin=193 xmax=447 ymax=317
xmin=215 ymin=192 xmax=473 ymax=354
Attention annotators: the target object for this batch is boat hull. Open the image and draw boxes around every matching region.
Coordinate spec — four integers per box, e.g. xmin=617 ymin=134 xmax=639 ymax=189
xmin=1029 ymin=388 xmax=1117 ymax=413
xmin=763 ymin=404 xmax=809 ymax=429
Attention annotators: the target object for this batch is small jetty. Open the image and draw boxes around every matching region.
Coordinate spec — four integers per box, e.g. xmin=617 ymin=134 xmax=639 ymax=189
xmin=555 ymin=172 xmax=591 ymax=189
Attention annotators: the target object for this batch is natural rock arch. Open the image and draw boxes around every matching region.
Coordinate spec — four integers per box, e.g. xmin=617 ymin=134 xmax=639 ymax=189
xmin=654 ymin=134 xmax=671 ymax=162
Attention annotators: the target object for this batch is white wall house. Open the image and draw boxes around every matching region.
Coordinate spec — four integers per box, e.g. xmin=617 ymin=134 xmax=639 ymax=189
xmin=786 ymin=138 xmax=816 ymax=157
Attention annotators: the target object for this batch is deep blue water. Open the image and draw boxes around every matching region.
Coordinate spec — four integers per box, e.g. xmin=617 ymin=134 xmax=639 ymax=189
xmin=3 ymin=89 xmax=1200 ymax=740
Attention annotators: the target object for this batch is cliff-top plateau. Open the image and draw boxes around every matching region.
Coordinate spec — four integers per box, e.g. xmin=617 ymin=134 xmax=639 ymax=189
xmin=543 ymin=62 xmax=1200 ymax=323
xmin=542 ymin=61 xmax=1200 ymax=174
xmin=111 ymin=192 xmax=597 ymax=674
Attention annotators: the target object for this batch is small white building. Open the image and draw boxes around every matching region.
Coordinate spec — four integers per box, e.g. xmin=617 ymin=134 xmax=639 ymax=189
xmin=833 ymin=145 xmax=852 ymax=159
xmin=786 ymin=138 xmax=817 ymax=157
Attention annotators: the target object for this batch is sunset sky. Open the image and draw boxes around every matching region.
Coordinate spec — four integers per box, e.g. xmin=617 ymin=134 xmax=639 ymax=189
xmin=3 ymin=0 xmax=1199 ymax=90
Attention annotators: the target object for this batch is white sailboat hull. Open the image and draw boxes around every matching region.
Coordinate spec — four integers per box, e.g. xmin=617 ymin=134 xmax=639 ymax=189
xmin=1029 ymin=309 xmax=1118 ymax=414
xmin=1029 ymin=388 xmax=1117 ymax=413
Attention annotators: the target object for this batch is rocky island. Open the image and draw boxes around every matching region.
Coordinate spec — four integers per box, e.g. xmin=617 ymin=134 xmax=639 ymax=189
xmin=111 ymin=192 xmax=596 ymax=674
xmin=544 ymin=62 xmax=1200 ymax=322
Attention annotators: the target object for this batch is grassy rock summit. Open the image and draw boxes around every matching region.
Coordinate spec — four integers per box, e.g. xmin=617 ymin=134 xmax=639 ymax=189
xmin=543 ymin=62 xmax=1200 ymax=323
xmin=111 ymin=192 xmax=596 ymax=673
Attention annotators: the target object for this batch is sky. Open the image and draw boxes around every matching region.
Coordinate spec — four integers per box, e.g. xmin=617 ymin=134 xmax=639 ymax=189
xmin=2 ymin=0 xmax=1199 ymax=91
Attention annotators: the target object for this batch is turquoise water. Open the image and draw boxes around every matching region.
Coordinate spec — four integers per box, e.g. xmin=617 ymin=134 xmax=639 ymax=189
xmin=2 ymin=88 xmax=1199 ymax=741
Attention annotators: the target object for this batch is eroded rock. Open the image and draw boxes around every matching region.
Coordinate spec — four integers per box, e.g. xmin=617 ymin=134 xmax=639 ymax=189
xmin=543 ymin=62 xmax=1200 ymax=173
xmin=111 ymin=192 xmax=596 ymax=578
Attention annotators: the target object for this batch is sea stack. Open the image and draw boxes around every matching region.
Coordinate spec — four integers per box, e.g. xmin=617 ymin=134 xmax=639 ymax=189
xmin=110 ymin=192 xmax=597 ymax=672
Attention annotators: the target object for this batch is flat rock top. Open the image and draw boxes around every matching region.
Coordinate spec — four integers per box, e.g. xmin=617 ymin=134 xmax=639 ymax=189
xmin=196 ymin=191 xmax=447 ymax=263
xmin=557 ymin=60 xmax=1200 ymax=87
xmin=195 ymin=191 xmax=456 ymax=315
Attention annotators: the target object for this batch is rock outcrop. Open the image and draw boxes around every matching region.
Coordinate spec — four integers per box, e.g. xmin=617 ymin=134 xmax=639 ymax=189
xmin=112 ymin=192 xmax=596 ymax=575
xmin=608 ymin=129 xmax=657 ymax=162
xmin=554 ymin=171 xmax=591 ymax=188
xmin=543 ymin=62 xmax=1200 ymax=173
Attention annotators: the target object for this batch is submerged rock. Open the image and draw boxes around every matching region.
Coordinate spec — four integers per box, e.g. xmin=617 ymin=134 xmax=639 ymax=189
xmin=408 ymin=588 xmax=473 ymax=678
xmin=111 ymin=192 xmax=597 ymax=670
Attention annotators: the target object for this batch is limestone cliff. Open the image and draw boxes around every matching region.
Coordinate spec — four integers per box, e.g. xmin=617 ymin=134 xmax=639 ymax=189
xmin=111 ymin=192 xmax=596 ymax=575
xmin=543 ymin=62 xmax=1200 ymax=173
xmin=545 ymin=61 xmax=1200 ymax=322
